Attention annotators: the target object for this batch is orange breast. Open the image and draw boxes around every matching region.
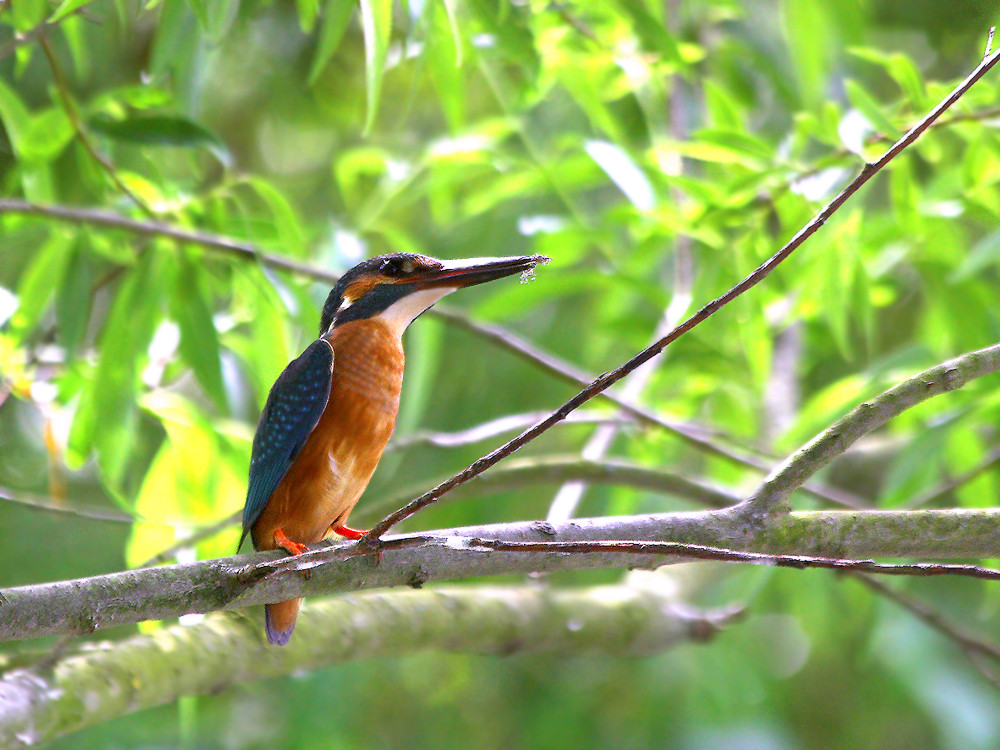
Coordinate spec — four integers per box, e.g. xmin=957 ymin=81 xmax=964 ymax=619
xmin=251 ymin=319 xmax=405 ymax=549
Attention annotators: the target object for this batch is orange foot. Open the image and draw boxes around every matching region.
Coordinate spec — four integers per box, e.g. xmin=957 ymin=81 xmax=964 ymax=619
xmin=274 ymin=528 xmax=309 ymax=555
xmin=331 ymin=524 xmax=367 ymax=540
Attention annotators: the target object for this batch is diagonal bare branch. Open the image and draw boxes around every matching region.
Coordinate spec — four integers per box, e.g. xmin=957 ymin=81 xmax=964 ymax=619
xmin=361 ymin=46 xmax=1000 ymax=544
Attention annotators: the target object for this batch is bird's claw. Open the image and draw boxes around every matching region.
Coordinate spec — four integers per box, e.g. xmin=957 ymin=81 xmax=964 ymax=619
xmin=274 ymin=528 xmax=309 ymax=556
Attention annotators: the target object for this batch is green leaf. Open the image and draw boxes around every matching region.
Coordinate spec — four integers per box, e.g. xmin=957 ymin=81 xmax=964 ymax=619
xmin=56 ymin=239 xmax=93 ymax=359
xmin=171 ymin=257 xmax=227 ymax=410
xmin=68 ymin=250 xmax=166 ymax=483
xmin=296 ymin=0 xmax=321 ymax=33
xmin=18 ymin=108 xmax=74 ymax=164
xmin=48 ymin=0 xmax=96 ymax=23
xmin=59 ymin=16 xmax=92 ymax=79
xmin=782 ymin=0 xmax=832 ymax=106
xmin=0 ymin=77 xmax=55 ymax=201
xmin=11 ymin=230 xmax=75 ymax=339
xmin=11 ymin=0 xmax=47 ymax=31
xmin=889 ymin=155 xmax=920 ymax=231
xmin=844 ymin=78 xmax=899 ymax=137
xmin=360 ymin=0 xmax=392 ymax=134
xmin=848 ymin=47 xmax=924 ymax=107
xmin=228 ymin=265 xmax=291 ymax=399
xmin=241 ymin=177 xmax=308 ymax=257
xmin=611 ymin=0 xmax=681 ymax=65
xmin=185 ymin=0 xmax=239 ymax=38
xmin=952 ymin=229 xmax=1000 ymax=281
xmin=88 ymin=113 xmax=231 ymax=165
xmin=439 ymin=0 xmax=463 ymax=67
xmin=426 ymin=0 xmax=464 ymax=132
xmin=881 ymin=421 xmax=952 ymax=507
xmin=149 ymin=0 xmax=199 ymax=77
xmin=307 ymin=0 xmax=355 ymax=85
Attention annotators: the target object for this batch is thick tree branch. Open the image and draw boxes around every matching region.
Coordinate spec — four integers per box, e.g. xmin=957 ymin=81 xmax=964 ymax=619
xmin=4 ymin=507 xmax=1000 ymax=643
xmin=0 ymin=584 xmax=740 ymax=747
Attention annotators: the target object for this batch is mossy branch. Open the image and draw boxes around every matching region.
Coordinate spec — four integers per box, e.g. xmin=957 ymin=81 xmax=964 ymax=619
xmin=0 ymin=583 xmax=742 ymax=747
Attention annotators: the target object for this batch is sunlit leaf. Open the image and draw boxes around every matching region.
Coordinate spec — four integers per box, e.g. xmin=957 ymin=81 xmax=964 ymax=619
xmin=171 ymin=257 xmax=227 ymax=410
xmin=48 ymin=0 xmax=96 ymax=23
xmin=88 ymin=113 xmax=231 ymax=165
xmin=360 ymin=0 xmax=392 ymax=133
xmin=848 ymin=47 xmax=924 ymax=107
xmin=844 ymin=78 xmax=899 ymax=137
xmin=185 ymin=0 xmax=239 ymax=38
xmin=10 ymin=0 xmax=47 ymax=31
xmin=68 ymin=250 xmax=167 ymax=483
xmin=296 ymin=0 xmax=321 ymax=33
xmin=10 ymin=229 xmax=75 ymax=338
xmin=55 ymin=239 xmax=93 ymax=359
xmin=308 ymin=0 xmax=356 ymax=85
xmin=781 ymin=0 xmax=831 ymax=106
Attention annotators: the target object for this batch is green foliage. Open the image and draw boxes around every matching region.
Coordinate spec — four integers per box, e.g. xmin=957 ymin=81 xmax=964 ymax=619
xmin=3 ymin=0 xmax=1000 ymax=748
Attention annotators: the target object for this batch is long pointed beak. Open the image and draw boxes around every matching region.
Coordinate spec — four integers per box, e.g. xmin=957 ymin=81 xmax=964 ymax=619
xmin=415 ymin=255 xmax=550 ymax=289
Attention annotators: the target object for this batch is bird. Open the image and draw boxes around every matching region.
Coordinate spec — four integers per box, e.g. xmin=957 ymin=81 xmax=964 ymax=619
xmin=239 ymin=252 xmax=548 ymax=645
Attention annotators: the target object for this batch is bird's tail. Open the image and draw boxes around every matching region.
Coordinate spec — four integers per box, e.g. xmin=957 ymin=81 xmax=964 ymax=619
xmin=264 ymin=599 xmax=300 ymax=646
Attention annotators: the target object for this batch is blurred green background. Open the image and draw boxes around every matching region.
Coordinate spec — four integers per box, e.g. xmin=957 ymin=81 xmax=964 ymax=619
xmin=4 ymin=0 xmax=1000 ymax=747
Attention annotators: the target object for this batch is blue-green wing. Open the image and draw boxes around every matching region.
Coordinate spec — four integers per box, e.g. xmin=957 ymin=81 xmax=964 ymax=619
xmin=239 ymin=339 xmax=334 ymax=551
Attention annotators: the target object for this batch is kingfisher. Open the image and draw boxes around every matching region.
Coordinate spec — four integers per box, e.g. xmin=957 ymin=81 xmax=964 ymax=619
xmin=239 ymin=252 xmax=547 ymax=645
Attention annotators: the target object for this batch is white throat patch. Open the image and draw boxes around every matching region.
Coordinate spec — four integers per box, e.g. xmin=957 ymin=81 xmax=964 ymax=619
xmin=377 ymin=286 xmax=457 ymax=336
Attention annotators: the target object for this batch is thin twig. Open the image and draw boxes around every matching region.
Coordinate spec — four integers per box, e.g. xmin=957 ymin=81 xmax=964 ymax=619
xmin=436 ymin=310 xmax=862 ymax=507
xmin=852 ymin=573 xmax=1000 ymax=661
xmin=776 ymin=103 xmax=1000 ymax=204
xmin=0 ymin=21 xmax=56 ymax=63
xmin=431 ymin=308 xmax=771 ymax=464
xmin=466 ymin=538 xmax=1000 ymax=582
xmin=902 ymin=445 xmax=1000 ymax=509
xmin=360 ymin=46 xmax=1000 ymax=546
xmin=39 ymin=36 xmax=157 ymax=219
xmin=0 ymin=484 xmax=140 ymax=525
xmin=0 ymin=199 xmax=337 ymax=279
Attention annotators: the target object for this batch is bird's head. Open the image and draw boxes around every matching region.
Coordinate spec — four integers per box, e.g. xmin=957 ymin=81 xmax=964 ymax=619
xmin=320 ymin=253 xmax=549 ymax=335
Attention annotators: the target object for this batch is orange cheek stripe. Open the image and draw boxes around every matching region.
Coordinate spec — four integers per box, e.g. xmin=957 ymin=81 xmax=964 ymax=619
xmin=343 ymin=276 xmax=388 ymax=303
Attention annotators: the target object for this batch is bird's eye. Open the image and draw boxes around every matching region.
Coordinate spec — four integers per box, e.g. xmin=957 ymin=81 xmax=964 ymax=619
xmin=381 ymin=258 xmax=414 ymax=278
